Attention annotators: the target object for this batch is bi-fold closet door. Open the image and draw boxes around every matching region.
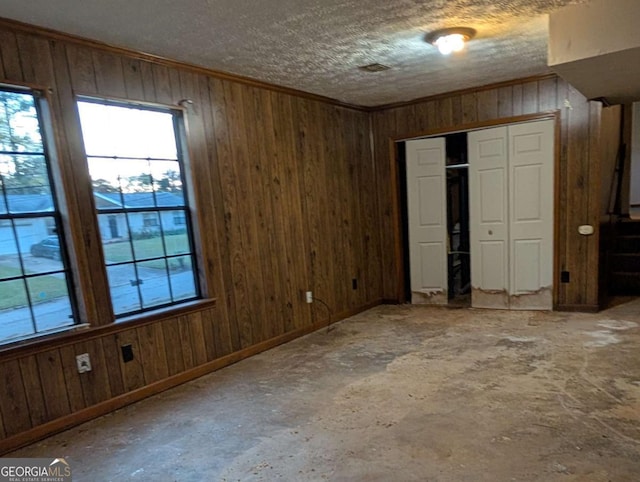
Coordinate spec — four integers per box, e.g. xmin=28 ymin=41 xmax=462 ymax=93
xmin=405 ymin=137 xmax=449 ymax=304
xmin=469 ymin=119 xmax=554 ymax=310
xmin=406 ymin=119 xmax=554 ymax=310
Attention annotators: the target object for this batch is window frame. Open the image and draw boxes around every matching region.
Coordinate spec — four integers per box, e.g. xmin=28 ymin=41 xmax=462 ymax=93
xmin=76 ymin=96 xmax=202 ymax=320
xmin=0 ymin=84 xmax=79 ymax=346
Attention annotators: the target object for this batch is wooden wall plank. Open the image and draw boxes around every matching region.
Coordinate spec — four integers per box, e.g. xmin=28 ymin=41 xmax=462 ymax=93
xmin=188 ymin=312 xmax=208 ymax=366
xmin=92 ymin=51 xmax=127 ymax=98
xmin=76 ymin=339 xmax=112 ymax=406
xmin=114 ymin=330 xmax=145 ymax=391
xmin=522 ymin=81 xmax=539 ymax=114
xmin=538 ymin=77 xmax=558 ymax=112
xmin=136 ymin=323 xmax=170 ymax=383
xmin=198 ymin=75 xmax=235 ymax=357
xmin=35 ymin=350 xmax=70 ymax=420
xmin=0 ymin=30 xmax=23 ymax=81
xmin=178 ymin=316 xmax=195 ymax=370
xmin=122 ymin=58 xmax=145 ymax=100
xmin=512 ymin=84 xmax=523 ymax=116
xmin=565 ymin=84 xmax=591 ymax=305
xmin=139 ymin=61 xmax=157 ymax=102
xmin=18 ymin=356 xmax=48 ymax=426
xmin=586 ymin=101 xmax=602 ymax=305
xmin=461 ymin=93 xmax=478 ymax=124
xmin=209 ymin=77 xmax=245 ymax=352
xmin=65 ymin=44 xmax=98 ymax=94
xmin=477 ymin=89 xmax=498 ymax=121
xmin=497 ymin=86 xmax=514 ymax=118
xmin=58 ymin=346 xmax=86 ymax=412
xmin=152 ymin=64 xmax=173 ymax=105
xmin=162 ymin=319 xmax=185 ymax=376
xmin=101 ymin=335 xmax=126 ymax=397
xmin=254 ymin=90 xmax=287 ymax=338
xmin=0 ymin=402 xmax=5 ymax=439
xmin=0 ymin=360 xmax=31 ymax=436
xmin=557 ymin=78 xmax=571 ymax=305
xmin=242 ymin=86 xmax=279 ymax=341
xmin=437 ymin=97 xmax=453 ymax=129
xmin=15 ymin=34 xmax=54 ymax=86
xmin=280 ymin=94 xmax=313 ymax=329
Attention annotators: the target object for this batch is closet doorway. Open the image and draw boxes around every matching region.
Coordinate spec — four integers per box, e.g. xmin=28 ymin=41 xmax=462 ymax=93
xmin=401 ymin=118 xmax=555 ymax=310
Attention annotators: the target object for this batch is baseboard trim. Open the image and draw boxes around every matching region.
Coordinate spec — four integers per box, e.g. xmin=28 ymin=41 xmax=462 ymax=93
xmin=0 ymin=299 xmax=383 ymax=455
xmin=556 ymin=304 xmax=600 ymax=313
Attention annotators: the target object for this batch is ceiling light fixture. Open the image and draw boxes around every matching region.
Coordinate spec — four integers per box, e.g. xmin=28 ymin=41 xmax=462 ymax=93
xmin=425 ymin=27 xmax=476 ymax=55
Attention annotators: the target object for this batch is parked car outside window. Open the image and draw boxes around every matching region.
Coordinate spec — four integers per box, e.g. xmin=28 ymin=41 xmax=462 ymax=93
xmin=30 ymin=236 xmax=61 ymax=260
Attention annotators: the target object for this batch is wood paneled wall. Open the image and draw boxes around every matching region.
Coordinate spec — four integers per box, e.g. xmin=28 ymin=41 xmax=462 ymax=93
xmin=0 ymin=20 xmax=383 ymax=451
xmin=371 ymin=75 xmax=604 ymax=310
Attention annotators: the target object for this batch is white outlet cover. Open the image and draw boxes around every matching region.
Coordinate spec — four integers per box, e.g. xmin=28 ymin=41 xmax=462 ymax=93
xmin=76 ymin=353 xmax=92 ymax=373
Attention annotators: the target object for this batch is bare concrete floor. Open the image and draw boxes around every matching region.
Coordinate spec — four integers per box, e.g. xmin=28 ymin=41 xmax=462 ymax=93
xmin=10 ymin=302 xmax=640 ymax=481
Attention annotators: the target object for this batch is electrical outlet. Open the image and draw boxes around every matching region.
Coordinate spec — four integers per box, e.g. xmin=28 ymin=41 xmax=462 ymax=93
xmin=76 ymin=353 xmax=92 ymax=373
xmin=305 ymin=291 xmax=313 ymax=303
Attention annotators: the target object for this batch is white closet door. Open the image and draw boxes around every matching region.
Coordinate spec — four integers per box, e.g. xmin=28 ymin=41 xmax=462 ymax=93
xmin=469 ymin=127 xmax=510 ymax=309
xmin=508 ymin=119 xmax=554 ymax=309
xmin=406 ymin=137 xmax=448 ymax=304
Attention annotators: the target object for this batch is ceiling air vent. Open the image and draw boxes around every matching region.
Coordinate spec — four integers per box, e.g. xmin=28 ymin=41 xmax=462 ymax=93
xmin=358 ymin=63 xmax=390 ymax=72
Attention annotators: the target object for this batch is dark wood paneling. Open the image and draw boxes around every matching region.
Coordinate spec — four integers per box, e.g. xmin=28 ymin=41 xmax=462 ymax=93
xmin=35 ymin=350 xmax=70 ymax=420
xmin=18 ymin=357 xmax=48 ymax=426
xmin=100 ymin=335 xmax=126 ymax=397
xmin=59 ymin=345 xmax=86 ymax=412
xmin=0 ymin=29 xmax=22 ymax=81
xmin=122 ymin=58 xmax=145 ymax=99
xmin=373 ymin=75 xmax=603 ymax=308
xmin=114 ymin=330 xmax=145 ymax=392
xmin=0 ymin=18 xmax=381 ymax=452
xmin=0 ymin=360 xmax=31 ymax=436
xmin=136 ymin=323 xmax=169 ymax=384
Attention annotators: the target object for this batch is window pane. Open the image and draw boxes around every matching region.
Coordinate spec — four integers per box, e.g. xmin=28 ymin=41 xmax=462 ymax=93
xmin=98 ymin=214 xmax=133 ymax=264
xmin=2 ymin=155 xmax=53 ymax=208
xmin=138 ymin=260 xmax=172 ymax=308
xmin=107 ymin=264 xmax=141 ymax=315
xmin=16 ymin=218 xmax=63 ymax=274
xmin=0 ymin=221 xmax=20 ymax=271
xmin=132 ymin=220 xmax=164 ymax=260
xmin=169 ymin=256 xmax=197 ymax=301
xmin=78 ymin=102 xmax=177 ymax=159
xmin=27 ymin=276 xmax=74 ymax=333
xmin=0 ymin=90 xmax=43 ymax=153
xmin=163 ymin=223 xmax=190 ymax=253
xmin=152 ymin=161 xmax=184 ymax=200
xmin=0 ymin=279 xmax=33 ymax=343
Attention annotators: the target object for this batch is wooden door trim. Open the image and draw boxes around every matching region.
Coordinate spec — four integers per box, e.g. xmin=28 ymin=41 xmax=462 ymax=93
xmin=389 ymin=111 xmax=562 ymax=306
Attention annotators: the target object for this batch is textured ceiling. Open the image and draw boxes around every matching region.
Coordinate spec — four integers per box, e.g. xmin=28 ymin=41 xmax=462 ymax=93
xmin=0 ymin=0 xmax=587 ymax=106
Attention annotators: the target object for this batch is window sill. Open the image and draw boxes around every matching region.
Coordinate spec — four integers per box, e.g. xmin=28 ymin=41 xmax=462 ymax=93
xmin=0 ymin=298 xmax=217 ymax=361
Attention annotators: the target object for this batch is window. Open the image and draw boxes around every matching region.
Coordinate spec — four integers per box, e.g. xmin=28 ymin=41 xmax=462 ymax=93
xmin=0 ymin=87 xmax=76 ymax=344
xmin=77 ymin=99 xmax=200 ymax=317
xmin=173 ymin=213 xmax=186 ymax=226
xmin=143 ymin=212 xmax=159 ymax=227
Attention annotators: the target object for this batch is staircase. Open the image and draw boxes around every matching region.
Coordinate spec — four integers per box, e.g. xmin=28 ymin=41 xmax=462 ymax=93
xmin=609 ymin=219 xmax=640 ymax=294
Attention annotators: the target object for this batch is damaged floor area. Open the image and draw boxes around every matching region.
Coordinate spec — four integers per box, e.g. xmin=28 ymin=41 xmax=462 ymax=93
xmin=10 ymin=302 xmax=640 ymax=481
